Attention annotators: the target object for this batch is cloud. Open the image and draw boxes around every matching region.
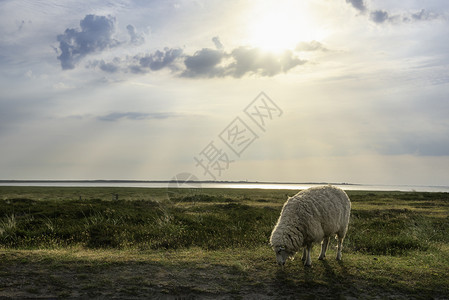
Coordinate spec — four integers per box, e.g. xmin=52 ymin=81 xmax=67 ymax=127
xmin=97 ymin=112 xmax=178 ymax=122
xmin=230 ymin=47 xmax=279 ymax=77
xmin=56 ymin=14 xmax=118 ymax=70
xmin=296 ymin=41 xmax=328 ymax=52
xmin=56 ymin=16 xmax=306 ymax=78
xmin=126 ymin=24 xmax=145 ymax=45
xmin=370 ymin=10 xmax=390 ymax=23
xmin=344 ymin=1 xmax=442 ymax=24
xmin=182 ymin=48 xmax=225 ymax=78
xmin=89 ymin=45 xmax=305 ymax=78
xmin=212 ymin=36 xmax=223 ymax=50
xmin=229 ymin=47 xmax=305 ymax=77
xmin=181 ymin=47 xmax=306 ymax=78
xmin=409 ymin=9 xmax=440 ymax=22
xmin=139 ymin=47 xmax=183 ymax=71
xmin=230 ymin=48 xmax=306 ymax=77
xmin=88 ymin=58 xmax=121 ymax=73
xmin=87 ymin=48 xmax=183 ymax=74
xmin=345 ymin=0 xmax=367 ymax=13
xmin=370 ymin=9 xmax=440 ymax=24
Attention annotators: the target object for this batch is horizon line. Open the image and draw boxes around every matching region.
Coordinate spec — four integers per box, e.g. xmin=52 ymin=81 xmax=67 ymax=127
xmin=0 ymin=179 xmax=357 ymax=185
xmin=1 ymin=179 xmax=447 ymax=188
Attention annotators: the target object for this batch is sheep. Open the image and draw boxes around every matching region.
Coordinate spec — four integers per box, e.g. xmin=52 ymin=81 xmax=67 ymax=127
xmin=270 ymin=185 xmax=351 ymax=267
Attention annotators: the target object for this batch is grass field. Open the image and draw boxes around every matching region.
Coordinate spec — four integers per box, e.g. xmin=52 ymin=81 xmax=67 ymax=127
xmin=1 ymin=186 xmax=448 ymax=299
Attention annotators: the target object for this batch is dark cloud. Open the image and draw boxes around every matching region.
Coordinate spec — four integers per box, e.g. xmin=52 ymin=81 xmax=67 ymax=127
xmin=89 ymin=43 xmax=306 ymax=78
xmin=182 ymin=48 xmax=225 ymax=78
xmin=99 ymin=61 xmax=119 ymax=73
xmin=181 ymin=47 xmax=305 ymax=78
xmin=126 ymin=24 xmax=145 ymax=45
xmin=370 ymin=10 xmax=390 ymax=23
xmin=55 ymin=15 xmax=306 ymax=79
xmin=139 ymin=47 xmax=183 ymax=71
xmin=57 ymin=15 xmax=118 ymax=70
xmin=88 ymin=58 xmax=121 ymax=73
xmin=128 ymin=65 xmax=147 ymax=74
xmin=346 ymin=0 xmax=367 ymax=13
xmin=86 ymin=48 xmax=183 ymax=74
xmin=296 ymin=41 xmax=328 ymax=52
xmin=410 ymin=9 xmax=439 ymax=22
xmin=97 ymin=112 xmax=177 ymax=122
xmin=91 ymin=45 xmax=305 ymax=78
xmin=365 ymin=7 xmax=440 ymax=24
xmin=212 ymin=36 xmax=223 ymax=50
xmin=85 ymin=45 xmax=306 ymax=78
xmin=344 ymin=0 xmax=441 ymax=24
xmin=370 ymin=9 xmax=440 ymax=24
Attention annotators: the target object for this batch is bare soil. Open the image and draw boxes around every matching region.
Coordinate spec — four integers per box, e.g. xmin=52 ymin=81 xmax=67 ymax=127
xmin=1 ymin=249 xmax=445 ymax=299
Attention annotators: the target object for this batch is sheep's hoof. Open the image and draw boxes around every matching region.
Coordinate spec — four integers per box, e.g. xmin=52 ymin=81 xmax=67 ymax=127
xmin=304 ymin=260 xmax=312 ymax=267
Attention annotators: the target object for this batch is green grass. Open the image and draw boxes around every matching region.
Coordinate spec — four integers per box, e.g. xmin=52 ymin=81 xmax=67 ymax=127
xmin=0 ymin=186 xmax=448 ymax=298
xmin=0 ymin=188 xmax=282 ymax=250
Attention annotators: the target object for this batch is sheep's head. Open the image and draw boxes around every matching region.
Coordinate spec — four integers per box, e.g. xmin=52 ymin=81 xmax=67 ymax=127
xmin=270 ymin=230 xmax=303 ymax=266
xmin=273 ymin=245 xmax=294 ymax=266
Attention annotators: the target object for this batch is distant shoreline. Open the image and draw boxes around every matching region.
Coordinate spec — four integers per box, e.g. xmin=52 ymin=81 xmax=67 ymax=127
xmin=1 ymin=180 xmax=448 ymax=193
xmin=0 ymin=179 xmax=364 ymax=186
xmin=0 ymin=179 xmax=358 ymax=185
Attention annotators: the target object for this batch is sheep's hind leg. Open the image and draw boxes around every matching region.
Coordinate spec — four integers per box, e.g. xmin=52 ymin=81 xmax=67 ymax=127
xmin=304 ymin=244 xmax=313 ymax=267
xmin=301 ymin=247 xmax=307 ymax=261
xmin=336 ymin=235 xmax=344 ymax=261
xmin=318 ymin=236 xmax=330 ymax=260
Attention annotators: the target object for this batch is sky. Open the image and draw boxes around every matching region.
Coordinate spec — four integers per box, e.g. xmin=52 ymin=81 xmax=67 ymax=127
xmin=1 ymin=0 xmax=449 ymax=186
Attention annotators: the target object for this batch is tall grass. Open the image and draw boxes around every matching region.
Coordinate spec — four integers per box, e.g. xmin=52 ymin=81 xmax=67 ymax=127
xmin=1 ymin=188 xmax=448 ymax=257
xmin=0 ymin=196 xmax=279 ymax=250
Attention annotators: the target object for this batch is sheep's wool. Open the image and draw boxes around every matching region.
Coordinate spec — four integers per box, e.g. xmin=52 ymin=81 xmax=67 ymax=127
xmin=270 ymin=185 xmax=351 ymax=264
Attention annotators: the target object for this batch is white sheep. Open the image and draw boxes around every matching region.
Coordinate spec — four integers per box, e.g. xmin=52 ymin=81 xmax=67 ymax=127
xmin=270 ymin=185 xmax=351 ymax=267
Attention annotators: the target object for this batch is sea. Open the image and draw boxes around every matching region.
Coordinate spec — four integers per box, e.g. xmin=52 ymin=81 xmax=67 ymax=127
xmin=1 ymin=181 xmax=448 ymax=193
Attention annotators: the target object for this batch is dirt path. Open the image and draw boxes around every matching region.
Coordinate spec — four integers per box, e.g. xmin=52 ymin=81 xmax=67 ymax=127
xmin=1 ymin=250 xmax=442 ymax=299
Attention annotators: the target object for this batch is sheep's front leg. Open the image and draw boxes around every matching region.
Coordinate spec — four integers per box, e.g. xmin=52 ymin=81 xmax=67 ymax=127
xmin=301 ymin=247 xmax=307 ymax=261
xmin=318 ymin=236 xmax=330 ymax=260
xmin=304 ymin=244 xmax=312 ymax=267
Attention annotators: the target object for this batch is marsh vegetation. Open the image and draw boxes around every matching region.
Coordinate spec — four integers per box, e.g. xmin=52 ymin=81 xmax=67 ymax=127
xmin=0 ymin=187 xmax=448 ymax=298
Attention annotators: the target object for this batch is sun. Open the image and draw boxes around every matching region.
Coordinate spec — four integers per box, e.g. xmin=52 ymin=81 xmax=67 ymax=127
xmin=245 ymin=1 xmax=321 ymax=53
